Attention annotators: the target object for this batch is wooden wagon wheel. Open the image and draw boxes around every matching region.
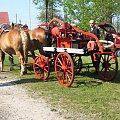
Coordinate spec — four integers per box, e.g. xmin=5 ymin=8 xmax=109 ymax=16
xmin=55 ymin=52 xmax=74 ymax=87
xmin=97 ymin=54 xmax=118 ymax=81
xmin=72 ymin=55 xmax=82 ymax=75
xmin=33 ymin=55 xmax=50 ymax=81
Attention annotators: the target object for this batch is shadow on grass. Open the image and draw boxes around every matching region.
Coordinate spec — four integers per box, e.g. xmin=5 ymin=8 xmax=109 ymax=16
xmin=111 ymin=70 xmax=120 ymax=83
xmin=0 ymin=77 xmax=40 ymax=87
xmin=72 ymin=80 xmax=103 ymax=88
xmin=15 ymin=73 xmax=57 ymax=85
xmin=1 ymin=63 xmax=119 ymax=88
xmin=73 ymin=69 xmax=120 ymax=88
xmin=76 ymin=70 xmax=99 ymax=78
xmin=0 ymin=75 xmax=57 ymax=87
xmin=0 ymin=63 xmax=58 ymax=87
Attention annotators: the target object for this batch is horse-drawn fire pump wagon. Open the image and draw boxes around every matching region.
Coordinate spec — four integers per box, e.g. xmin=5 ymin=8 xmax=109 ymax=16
xmin=32 ymin=18 xmax=118 ymax=87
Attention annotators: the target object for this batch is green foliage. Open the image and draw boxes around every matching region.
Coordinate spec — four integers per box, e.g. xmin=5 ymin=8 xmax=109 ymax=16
xmin=32 ymin=0 xmax=63 ymax=23
xmin=62 ymin=0 xmax=120 ymax=31
xmin=90 ymin=0 xmax=120 ymax=22
xmin=32 ymin=0 xmax=120 ymax=31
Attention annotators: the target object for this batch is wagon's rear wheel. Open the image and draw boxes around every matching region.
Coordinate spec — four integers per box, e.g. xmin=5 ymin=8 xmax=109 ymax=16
xmin=72 ymin=55 xmax=82 ymax=75
xmin=55 ymin=52 xmax=74 ymax=87
xmin=33 ymin=55 xmax=50 ymax=81
xmin=97 ymin=54 xmax=118 ymax=81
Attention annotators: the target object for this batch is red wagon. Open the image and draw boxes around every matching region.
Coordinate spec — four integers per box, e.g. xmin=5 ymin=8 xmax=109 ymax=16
xmin=33 ymin=18 xmax=118 ymax=87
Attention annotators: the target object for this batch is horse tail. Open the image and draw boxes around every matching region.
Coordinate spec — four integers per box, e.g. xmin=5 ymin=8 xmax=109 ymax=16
xmin=20 ymin=30 xmax=29 ymax=63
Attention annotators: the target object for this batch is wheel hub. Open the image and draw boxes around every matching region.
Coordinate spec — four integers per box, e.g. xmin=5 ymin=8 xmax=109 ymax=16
xmin=40 ymin=64 xmax=45 ymax=69
xmin=62 ymin=65 xmax=67 ymax=71
xmin=102 ymin=62 xmax=111 ymax=68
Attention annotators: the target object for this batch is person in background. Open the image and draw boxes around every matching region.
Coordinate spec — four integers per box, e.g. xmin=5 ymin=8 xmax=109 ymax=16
xmin=89 ymin=20 xmax=100 ymax=39
xmin=87 ymin=20 xmax=100 ymax=51
xmin=87 ymin=20 xmax=100 ymax=74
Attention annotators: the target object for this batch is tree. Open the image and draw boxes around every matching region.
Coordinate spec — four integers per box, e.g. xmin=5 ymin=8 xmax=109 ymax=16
xmin=90 ymin=0 xmax=120 ymax=23
xmin=33 ymin=0 xmax=63 ymax=23
xmin=62 ymin=0 xmax=120 ymax=31
xmin=33 ymin=0 xmax=120 ymax=31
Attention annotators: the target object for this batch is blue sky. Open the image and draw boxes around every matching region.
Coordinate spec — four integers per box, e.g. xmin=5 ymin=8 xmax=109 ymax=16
xmin=0 ymin=0 xmax=39 ymax=29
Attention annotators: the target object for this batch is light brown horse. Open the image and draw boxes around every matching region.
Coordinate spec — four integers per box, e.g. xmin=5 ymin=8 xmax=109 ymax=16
xmin=28 ymin=26 xmax=47 ymax=58
xmin=0 ymin=28 xmax=30 ymax=75
xmin=11 ymin=23 xmax=47 ymax=57
xmin=0 ymin=23 xmax=47 ymax=74
xmin=16 ymin=24 xmax=47 ymax=58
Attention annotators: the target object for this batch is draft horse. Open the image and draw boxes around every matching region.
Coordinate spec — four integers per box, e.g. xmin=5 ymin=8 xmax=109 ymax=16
xmin=13 ymin=24 xmax=47 ymax=58
xmin=0 ymin=24 xmax=47 ymax=74
xmin=0 ymin=28 xmax=30 ymax=75
xmin=28 ymin=26 xmax=47 ymax=58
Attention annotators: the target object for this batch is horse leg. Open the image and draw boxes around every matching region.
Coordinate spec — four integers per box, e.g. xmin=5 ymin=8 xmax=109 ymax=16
xmin=0 ymin=50 xmax=5 ymax=72
xmin=38 ymin=48 xmax=46 ymax=56
xmin=30 ymin=51 xmax=36 ymax=59
xmin=16 ymin=51 xmax=27 ymax=76
xmin=24 ymin=50 xmax=28 ymax=74
xmin=9 ymin=54 xmax=14 ymax=71
xmin=11 ymin=54 xmax=14 ymax=65
xmin=40 ymin=49 xmax=51 ymax=57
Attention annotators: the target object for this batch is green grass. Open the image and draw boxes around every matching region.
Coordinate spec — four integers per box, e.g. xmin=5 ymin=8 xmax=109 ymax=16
xmin=3 ymin=55 xmax=120 ymax=120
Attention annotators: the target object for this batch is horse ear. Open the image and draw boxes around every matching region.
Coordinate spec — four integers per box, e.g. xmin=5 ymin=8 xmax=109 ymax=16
xmin=11 ymin=22 xmax=14 ymax=26
xmin=11 ymin=22 xmax=14 ymax=29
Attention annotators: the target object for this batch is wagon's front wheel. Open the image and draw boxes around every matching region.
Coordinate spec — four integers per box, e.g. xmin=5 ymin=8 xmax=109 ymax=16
xmin=97 ymin=54 xmax=118 ymax=81
xmin=33 ymin=55 xmax=50 ymax=81
xmin=55 ymin=52 xmax=74 ymax=87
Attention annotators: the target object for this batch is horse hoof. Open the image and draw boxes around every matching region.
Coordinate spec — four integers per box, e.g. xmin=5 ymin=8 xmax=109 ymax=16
xmin=10 ymin=67 xmax=14 ymax=71
xmin=20 ymin=73 xmax=23 ymax=76
xmin=0 ymin=68 xmax=3 ymax=72
xmin=20 ymin=71 xmax=27 ymax=76
xmin=23 ymin=71 xmax=27 ymax=75
xmin=0 ymin=62 xmax=3 ymax=72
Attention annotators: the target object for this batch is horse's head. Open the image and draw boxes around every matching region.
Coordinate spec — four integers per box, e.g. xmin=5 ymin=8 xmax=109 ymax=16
xmin=0 ymin=23 xmax=11 ymax=32
xmin=0 ymin=24 xmax=11 ymax=36
xmin=21 ymin=24 xmax=29 ymax=31
xmin=11 ymin=23 xmax=23 ymax=30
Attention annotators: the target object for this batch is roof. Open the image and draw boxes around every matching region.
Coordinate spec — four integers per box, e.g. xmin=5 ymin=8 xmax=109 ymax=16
xmin=0 ymin=12 xmax=10 ymax=25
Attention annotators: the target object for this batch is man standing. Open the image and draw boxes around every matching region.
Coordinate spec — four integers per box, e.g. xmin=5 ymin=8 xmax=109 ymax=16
xmin=87 ymin=20 xmax=100 ymax=51
xmin=89 ymin=20 xmax=100 ymax=40
xmin=88 ymin=20 xmax=100 ymax=74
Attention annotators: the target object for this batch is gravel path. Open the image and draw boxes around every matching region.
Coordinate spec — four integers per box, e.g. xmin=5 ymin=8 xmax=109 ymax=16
xmin=0 ymin=72 xmax=65 ymax=120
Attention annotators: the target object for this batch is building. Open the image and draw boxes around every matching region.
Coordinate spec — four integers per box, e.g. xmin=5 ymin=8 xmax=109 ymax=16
xmin=0 ymin=12 xmax=10 ymax=25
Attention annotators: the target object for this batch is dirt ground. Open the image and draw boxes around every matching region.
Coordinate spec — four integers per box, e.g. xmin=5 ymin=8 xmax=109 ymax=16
xmin=0 ymin=72 xmax=65 ymax=120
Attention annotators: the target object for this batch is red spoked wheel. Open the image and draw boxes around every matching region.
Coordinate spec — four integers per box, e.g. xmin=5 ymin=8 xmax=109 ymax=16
xmin=33 ymin=55 xmax=50 ymax=81
xmin=55 ymin=52 xmax=74 ymax=87
xmin=97 ymin=54 xmax=118 ymax=81
xmin=72 ymin=55 xmax=82 ymax=75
